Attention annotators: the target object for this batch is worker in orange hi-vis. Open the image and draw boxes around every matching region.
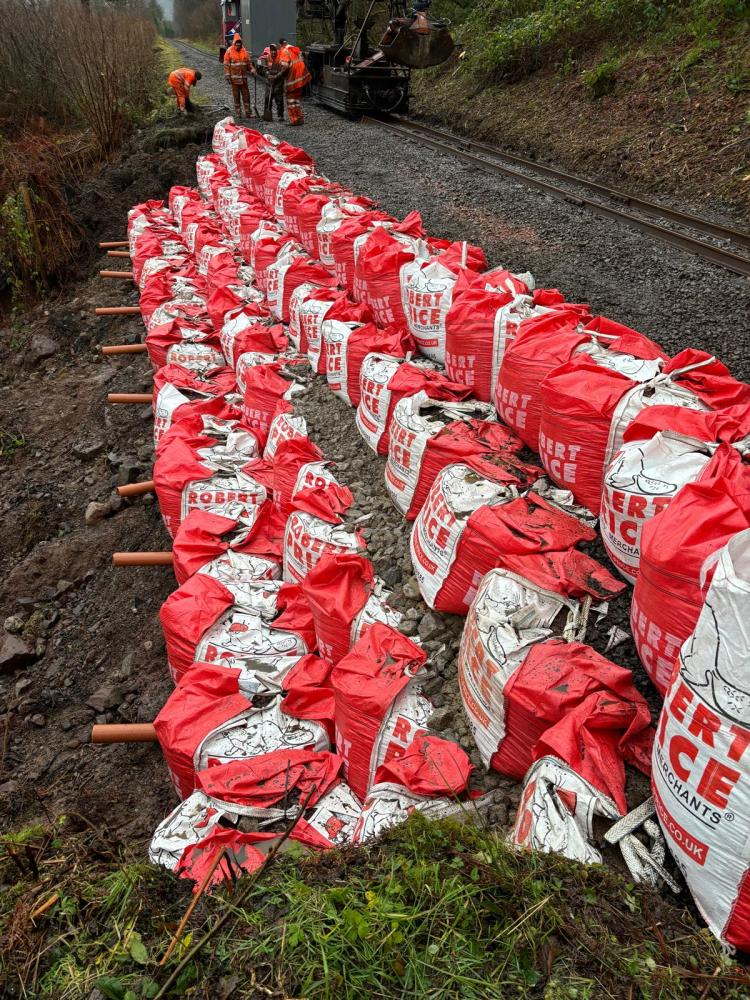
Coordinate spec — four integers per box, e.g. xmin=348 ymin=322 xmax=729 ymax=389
xmin=167 ymin=67 xmax=202 ymax=115
xmin=223 ymin=34 xmax=255 ymax=119
xmin=278 ymin=37 xmax=311 ymax=126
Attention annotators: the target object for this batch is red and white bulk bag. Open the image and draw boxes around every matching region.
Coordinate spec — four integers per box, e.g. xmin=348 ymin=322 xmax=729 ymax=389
xmin=301 ymin=553 xmax=401 ymax=665
xmin=385 ymin=393 xmax=512 ymax=518
xmin=304 ymin=781 xmax=363 ymax=847
xmin=399 ymin=242 xmax=487 ymax=364
xmin=632 ymin=455 xmax=750 ymax=695
xmin=284 ymin=462 xmax=353 ymax=530
xmin=279 ymin=177 xmax=334 ymax=238
xmin=653 ymin=528 xmax=750 ymax=950
xmin=152 ymin=364 xmax=239 ymax=445
xmin=171 ymin=509 xmax=282 ymax=586
xmin=206 ymin=265 xmax=265 ymax=331
xmin=264 ymin=162 xmax=311 ymax=218
xmin=331 ymin=624 xmax=431 ymax=800
xmin=444 ymin=280 xmax=544 ymax=400
xmin=495 ymin=308 xmax=627 ymax=449
xmin=212 ymin=116 xmax=238 ymax=157
xmin=411 ymin=466 xmax=623 ymax=613
xmin=241 ymin=361 xmax=307 ymax=442
xmin=352 ymin=734 xmax=473 ymax=843
xmin=540 ymin=347 xmax=750 ymax=514
xmin=154 ymin=663 xmax=328 ymax=798
xmin=270 ymin=436 xmax=323 ymax=508
xmin=356 ymin=355 xmax=465 ymax=455
xmin=284 ymin=510 xmax=366 ymax=583
xmin=316 ymin=198 xmax=377 ymax=272
xmin=159 ymin=574 xmax=310 ymax=683
xmin=264 ymin=411 xmax=309 ymax=462
xmin=196 ymin=154 xmax=225 ymax=204
xmin=153 ymin=426 xmax=264 ymax=536
xmin=328 ymin=210 xmax=395 ymax=294
xmin=145 ymin=308 xmax=218 ymax=372
xmin=458 ymin=572 xmax=651 ymax=811
xmin=140 ymin=272 xmax=206 ymax=325
xmin=150 ymin=791 xmax=236 ymax=871
xmin=354 ymin=213 xmax=427 ymax=328
xmin=323 ymin=321 xmax=413 ymax=407
xmin=265 ymin=252 xmax=336 ymax=325
xmin=248 ymin=224 xmax=298 ymax=292
xmin=601 ymin=405 xmax=750 ymax=584
xmin=219 ymin=309 xmax=284 ymax=370
xmin=293 ymin=288 xmax=372 ymax=374
xmin=281 ymin=653 xmax=336 ymax=739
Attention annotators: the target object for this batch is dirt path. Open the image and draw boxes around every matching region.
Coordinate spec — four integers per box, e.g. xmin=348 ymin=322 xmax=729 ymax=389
xmin=0 ymin=47 xmax=747 ymax=851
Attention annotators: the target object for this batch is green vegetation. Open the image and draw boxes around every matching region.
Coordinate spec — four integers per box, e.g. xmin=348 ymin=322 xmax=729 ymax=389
xmin=152 ymin=38 xmax=209 ymax=120
xmin=1 ymin=814 xmax=747 ymax=999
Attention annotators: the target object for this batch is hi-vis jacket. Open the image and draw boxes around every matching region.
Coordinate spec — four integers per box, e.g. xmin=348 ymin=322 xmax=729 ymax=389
xmin=224 ymin=40 xmax=252 ymax=84
xmin=279 ymin=44 xmax=311 ymax=93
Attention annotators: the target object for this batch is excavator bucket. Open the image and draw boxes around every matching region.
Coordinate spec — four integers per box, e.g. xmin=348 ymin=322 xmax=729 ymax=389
xmin=378 ymin=13 xmax=454 ymax=69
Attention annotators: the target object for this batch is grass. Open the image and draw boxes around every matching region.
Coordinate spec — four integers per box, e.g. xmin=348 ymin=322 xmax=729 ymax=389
xmin=1 ymin=813 xmax=748 ymax=999
xmin=150 ymin=37 xmax=208 ymax=120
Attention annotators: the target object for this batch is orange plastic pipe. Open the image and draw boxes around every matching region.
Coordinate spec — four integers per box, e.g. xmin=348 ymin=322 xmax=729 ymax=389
xmin=100 ymin=270 xmax=134 ymax=280
xmin=116 ymin=479 xmax=155 ymax=497
xmin=91 ymin=723 xmax=157 ymax=743
xmin=107 ymin=393 xmax=152 ymax=404
xmin=99 ymin=240 xmax=129 ymax=248
xmin=101 ymin=344 xmax=147 ymax=355
xmin=95 ymin=307 xmax=140 ymax=315
xmin=112 ymin=551 xmax=172 ymax=566
xmin=107 ymin=250 xmax=131 ymax=258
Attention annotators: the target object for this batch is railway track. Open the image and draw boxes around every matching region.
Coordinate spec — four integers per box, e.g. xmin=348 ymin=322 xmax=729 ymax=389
xmin=363 ymin=116 xmax=750 ymax=279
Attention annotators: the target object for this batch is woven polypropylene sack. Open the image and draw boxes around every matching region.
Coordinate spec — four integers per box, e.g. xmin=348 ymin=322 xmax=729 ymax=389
xmin=283 ymin=511 xmax=366 ymax=583
xmin=323 ymin=321 xmax=413 ymax=408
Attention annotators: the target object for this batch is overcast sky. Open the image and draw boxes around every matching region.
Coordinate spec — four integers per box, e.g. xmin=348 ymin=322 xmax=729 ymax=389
xmin=155 ymin=0 xmax=174 ymax=19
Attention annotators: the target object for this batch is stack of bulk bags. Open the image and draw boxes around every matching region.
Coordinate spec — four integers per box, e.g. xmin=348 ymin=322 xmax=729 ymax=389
xmin=356 ymin=354 xmax=468 ymax=455
xmin=353 ymin=213 xmax=431 ymax=327
xmin=443 ymin=273 xmax=543 ymax=399
xmin=540 ymin=347 xmax=750 ymax=514
xmin=331 ymin=624 xmax=432 ymax=800
xmin=220 ymin=309 xmax=285 ymax=371
xmin=154 ymin=663 xmax=328 ymax=798
xmin=145 ymin=305 xmax=222 ymax=374
xmin=632 ymin=457 xmax=750 ymax=695
xmin=401 ymin=247 xmax=514 ymax=367
xmin=291 ymin=287 xmax=372 ymax=372
xmin=241 ymin=360 xmax=308 ymax=443
xmin=352 ymin=734 xmax=473 ymax=843
xmin=153 ymin=423 xmax=265 ymax=536
xmin=152 ymin=363 xmax=239 ymax=444
xmin=458 ymin=570 xmax=652 ymax=812
xmin=601 ymin=405 xmax=750 ymax=584
xmin=323 ymin=321 xmax=414 ymax=407
xmin=385 ymin=392 xmax=518 ymax=518
xmin=171 ymin=508 xmax=283 ymax=586
xmin=160 ymin=575 xmax=311 ymax=684
xmin=265 ymin=252 xmax=336 ymax=325
xmin=652 ymin=528 xmax=750 ymax=951
xmin=412 ymin=468 xmax=623 ymax=613
xmin=301 ymin=553 xmax=401 ymax=665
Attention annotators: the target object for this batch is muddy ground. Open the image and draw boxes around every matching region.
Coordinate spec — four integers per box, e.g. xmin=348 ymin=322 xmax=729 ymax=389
xmin=0 ymin=46 xmax=747 ymax=862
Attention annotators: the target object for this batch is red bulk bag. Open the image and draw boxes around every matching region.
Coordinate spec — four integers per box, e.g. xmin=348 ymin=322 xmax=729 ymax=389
xmin=171 ymin=508 xmax=283 ymax=586
xmin=385 ymin=393 xmax=514 ymax=518
xmin=400 ymin=242 xmax=488 ymax=364
xmin=355 ymin=354 xmax=468 ymax=455
xmin=412 ymin=466 xmax=622 ymax=613
xmin=145 ymin=308 xmax=217 ymax=370
xmin=206 ymin=266 xmax=265 ymax=331
xmin=152 ymin=364 xmax=239 ymax=445
xmin=316 ymin=198 xmax=379 ymax=273
xmin=284 ymin=511 xmax=365 ymax=583
xmin=263 ymin=162 xmax=311 ymax=217
xmin=293 ymin=288 xmax=372 ymax=374
xmin=140 ymin=271 xmax=205 ymax=325
xmin=153 ymin=431 xmax=265 ymax=536
xmin=271 ymin=436 xmax=323 ymax=510
xmin=241 ymin=361 xmax=307 ymax=442
xmin=601 ymin=404 xmax=750 ymax=584
xmin=326 ymin=209 xmax=392 ymax=291
xmin=280 ymin=176 xmax=336 ymax=238
xmin=632 ymin=457 xmax=750 ymax=695
xmin=264 ymin=410 xmax=309 ymax=461
xmin=196 ymin=154 xmax=225 ymax=204
xmin=266 ymin=253 xmax=336 ymax=325
xmin=331 ymin=624 xmax=430 ymax=800
xmin=444 ymin=283 xmax=543 ymax=400
xmin=281 ymin=653 xmax=336 ymax=741
xmin=539 ymin=347 xmax=750 ymax=515
xmin=323 ymin=321 xmax=414 ymax=408
xmin=248 ymin=223 xmax=298 ymax=291
xmin=354 ymin=212 xmax=426 ymax=327
xmin=219 ymin=309 xmax=283 ymax=370
xmin=159 ymin=574 xmax=309 ymax=683
xmin=373 ymin=733 xmax=473 ymax=798
xmin=301 ymin=553 xmax=401 ymax=665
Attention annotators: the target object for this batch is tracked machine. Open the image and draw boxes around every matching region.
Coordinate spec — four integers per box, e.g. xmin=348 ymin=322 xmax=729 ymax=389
xmin=300 ymin=0 xmax=454 ymax=115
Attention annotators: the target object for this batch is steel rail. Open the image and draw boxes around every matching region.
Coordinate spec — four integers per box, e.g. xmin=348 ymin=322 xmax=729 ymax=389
xmin=363 ymin=116 xmax=750 ymax=279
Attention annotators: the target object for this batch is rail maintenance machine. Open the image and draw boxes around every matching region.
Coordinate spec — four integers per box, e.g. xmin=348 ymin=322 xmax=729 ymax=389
xmin=300 ymin=0 xmax=454 ymax=115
